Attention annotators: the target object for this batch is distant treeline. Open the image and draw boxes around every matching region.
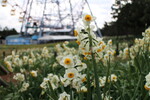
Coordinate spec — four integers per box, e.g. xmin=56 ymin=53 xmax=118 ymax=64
xmin=0 ymin=27 xmax=18 ymax=39
xmin=99 ymin=0 xmax=150 ymax=36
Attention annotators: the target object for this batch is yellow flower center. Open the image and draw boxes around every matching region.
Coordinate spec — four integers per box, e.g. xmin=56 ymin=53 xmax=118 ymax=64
xmin=97 ymin=49 xmax=102 ymax=52
xmin=74 ymin=30 xmax=78 ymax=36
xmin=82 ymin=48 xmax=85 ymax=50
xmin=83 ymin=52 xmax=91 ymax=55
xmin=144 ymin=85 xmax=150 ymax=90
xmin=84 ymin=15 xmax=92 ymax=21
xmin=82 ymin=77 xmax=87 ymax=82
xmin=102 ymin=45 xmax=106 ymax=50
xmin=146 ymin=29 xmax=150 ymax=33
xmin=113 ymin=76 xmax=117 ymax=80
xmin=64 ymin=58 xmax=71 ymax=65
xmin=108 ymin=41 xmax=112 ymax=45
xmin=63 ymin=96 xmax=69 ymax=100
xmin=108 ymin=51 xmax=112 ymax=55
xmin=76 ymin=40 xmax=80 ymax=45
xmin=84 ymin=57 xmax=87 ymax=60
xmin=113 ymin=51 xmax=116 ymax=55
xmin=30 ymin=72 xmax=36 ymax=77
xmin=99 ymin=41 xmax=103 ymax=45
xmin=125 ymin=52 xmax=129 ymax=55
xmin=67 ymin=73 xmax=75 ymax=78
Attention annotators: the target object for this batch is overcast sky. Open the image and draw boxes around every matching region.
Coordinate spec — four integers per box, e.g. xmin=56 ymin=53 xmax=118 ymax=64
xmin=0 ymin=0 xmax=115 ymax=32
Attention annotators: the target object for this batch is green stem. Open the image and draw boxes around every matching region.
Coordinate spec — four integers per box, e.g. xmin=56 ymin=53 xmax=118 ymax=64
xmin=86 ymin=65 xmax=91 ymax=100
xmin=103 ymin=59 xmax=111 ymax=100
xmin=131 ymin=75 xmax=142 ymax=100
xmin=70 ymin=86 xmax=73 ymax=100
xmin=87 ymin=25 xmax=102 ymax=100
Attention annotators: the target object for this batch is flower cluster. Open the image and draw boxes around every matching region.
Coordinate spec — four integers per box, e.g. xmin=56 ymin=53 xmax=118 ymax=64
xmin=119 ymin=27 xmax=150 ymax=60
xmin=13 ymin=73 xmax=25 ymax=82
xmin=56 ymin=44 xmax=87 ymax=92
xmin=2 ymin=14 xmax=122 ymax=100
xmin=99 ymin=74 xmax=117 ymax=87
xmin=13 ymin=73 xmax=29 ymax=92
xmin=4 ymin=47 xmax=54 ymax=72
xmin=40 ymin=73 xmax=60 ymax=90
xmin=75 ymin=15 xmax=116 ymax=65
xmin=19 ymin=82 xmax=30 ymax=92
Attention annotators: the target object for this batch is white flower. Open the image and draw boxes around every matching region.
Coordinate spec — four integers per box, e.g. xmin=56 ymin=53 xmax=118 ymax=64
xmin=145 ymin=72 xmax=150 ymax=92
xmin=64 ymin=68 xmax=78 ymax=80
xmin=73 ymin=55 xmax=82 ymax=66
xmin=82 ymin=14 xmax=96 ymax=25
xmin=99 ymin=76 xmax=106 ymax=87
xmin=30 ymin=51 xmax=35 ymax=58
xmin=81 ymin=86 xmax=87 ymax=92
xmin=13 ymin=58 xmax=23 ymax=66
xmin=104 ymin=54 xmax=109 ymax=61
xmin=42 ymin=47 xmax=49 ymax=54
xmin=79 ymin=74 xmax=86 ymax=83
xmin=5 ymin=61 xmax=13 ymax=72
xmin=64 ymin=41 xmax=69 ymax=45
xmin=29 ymin=59 xmax=34 ymax=65
xmin=145 ymin=27 xmax=150 ymax=33
xmin=12 ymin=51 xmax=15 ymax=56
xmin=145 ymin=72 xmax=150 ymax=82
xmin=23 ymin=56 xmax=29 ymax=63
xmin=40 ymin=74 xmax=60 ymax=90
xmin=74 ymin=27 xmax=81 ymax=36
xmin=52 ymin=62 xmax=58 ymax=68
xmin=20 ymin=68 xmax=25 ymax=73
xmin=101 ymin=93 xmax=112 ymax=100
xmin=40 ymin=78 xmax=49 ymax=89
xmin=13 ymin=73 xmax=25 ymax=82
xmin=60 ymin=77 xmax=71 ymax=87
xmin=72 ymin=78 xmax=82 ymax=91
xmin=58 ymin=92 xmax=70 ymax=100
xmin=40 ymin=81 xmax=47 ymax=89
xmin=60 ymin=55 xmax=75 ymax=68
xmin=77 ymin=63 xmax=87 ymax=72
xmin=107 ymin=40 xmax=112 ymax=45
xmin=30 ymin=70 xmax=38 ymax=77
xmin=50 ymin=75 xmax=60 ymax=89
xmin=111 ymin=74 xmax=117 ymax=82
xmin=19 ymin=82 xmax=29 ymax=92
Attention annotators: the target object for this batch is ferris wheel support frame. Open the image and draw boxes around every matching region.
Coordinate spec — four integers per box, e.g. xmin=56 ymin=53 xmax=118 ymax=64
xmin=20 ymin=0 xmax=30 ymax=35
xmin=20 ymin=0 xmax=96 ymax=37
xmin=39 ymin=0 xmax=47 ymax=37
xmin=25 ymin=0 xmax=34 ymax=36
xmin=69 ymin=0 xmax=75 ymax=36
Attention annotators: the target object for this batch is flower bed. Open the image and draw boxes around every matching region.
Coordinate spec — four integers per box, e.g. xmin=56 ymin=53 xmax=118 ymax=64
xmin=0 ymin=14 xmax=150 ymax=100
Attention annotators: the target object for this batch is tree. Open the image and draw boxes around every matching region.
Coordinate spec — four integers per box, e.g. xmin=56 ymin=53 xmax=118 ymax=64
xmin=0 ymin=27 xmax=18 ymax=39
xmin=101 ymin=0 xmax=150 ymax=36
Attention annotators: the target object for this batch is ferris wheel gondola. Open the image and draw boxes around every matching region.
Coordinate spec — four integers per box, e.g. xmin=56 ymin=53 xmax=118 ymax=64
xmin=1 ymin=0 xmax=7 ymax=7
xmin=10 ymin=6 xmax=16 ymax=16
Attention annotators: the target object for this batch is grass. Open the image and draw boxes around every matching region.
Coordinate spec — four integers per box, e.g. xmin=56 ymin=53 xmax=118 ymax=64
xmin=0 ymin=42 xmax=58 ymax=59
xmin=0 ymin=41 xmax=78 ymax=60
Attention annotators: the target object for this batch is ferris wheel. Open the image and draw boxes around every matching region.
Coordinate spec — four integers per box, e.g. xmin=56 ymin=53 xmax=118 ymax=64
xmin=1 ymin=0 xmax=102 ymax=37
